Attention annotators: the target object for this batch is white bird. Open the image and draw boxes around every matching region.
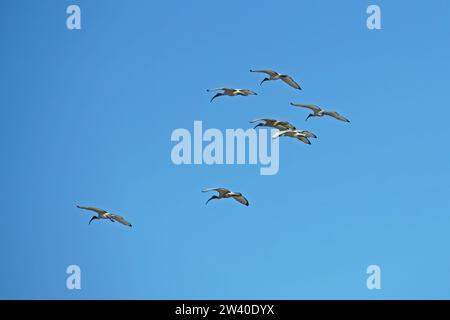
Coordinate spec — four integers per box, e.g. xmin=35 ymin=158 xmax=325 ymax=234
xmin=250 ymin=69 xmax=302 ymax=90
xmin=76 ymin=206 xmax=132 ymax=227
xmin=202 ymin=188 xmax=249 ymax=206
xmin=290 ymin=103 xmax=350 ymax=123
xmin=272 ymin=129 xmax=315 ymax=145
xmin=250 ymin=118 xmax=296 ymax=131
xmin=207 ymin=88 xmax=257 ymax=102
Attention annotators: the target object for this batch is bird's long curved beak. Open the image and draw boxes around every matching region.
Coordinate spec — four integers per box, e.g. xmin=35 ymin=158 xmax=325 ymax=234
xmin=305 ymin=114 xmax=312 ymax=121
xmin=205 ymin=196 xmax=217 ymax=205
xmin=260 ymin=78 xmax=268 ymax=86
xmin=89 ymin=216 xmax=96 ymax=225
xmin=210 ymin=94 xmax=221 ymax=103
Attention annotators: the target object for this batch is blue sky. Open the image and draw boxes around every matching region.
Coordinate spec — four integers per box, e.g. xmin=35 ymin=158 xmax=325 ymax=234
xmin=1 ymin=0 xmax=450 ymax=299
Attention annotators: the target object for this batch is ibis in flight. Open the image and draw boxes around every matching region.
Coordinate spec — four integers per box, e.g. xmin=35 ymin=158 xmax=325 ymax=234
xmin=250 ymin=69 xmax=302 ymax=90
xmin=202 ymin=188 xmax=249 ymax=206
xmin=207 ymin=88 xmax=257 ymax=102
xmin=76 ymin=206 xmax=132 ymax=227
xmin=272 ymin=129 xmax=316 ymax=145
xmin=250 ymin=118 xmax=297 ymax=131
xmin=290 ymin=103 xmax=350 ymax=123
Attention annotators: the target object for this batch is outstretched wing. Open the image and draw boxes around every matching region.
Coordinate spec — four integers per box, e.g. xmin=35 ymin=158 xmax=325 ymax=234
xmin=110 ymin=214 xmax=132 ymax=227
xmin=206 ymin=88 xmax=228 ymax=92
xmin=236 ymin=89 xmax=257 ymax=96
xmin=250 ymin=69 xmax=279 ymax=77
xmin=250 ymin=118 xmax=275 ymax=123
xmin=281 ymin=75 xmax=301 ymax=90
xmin=290 ymin=103 xmax=321 ymax=112
xmin=323 ymin=111 xmax=350 ymax=122
xmin=276 ymin=120 xmax=296 ymax=130
xmin=299 ymin=130 xmax=317 ymax=139
xmin=207 ymin=88 xmax=236 ymax=95
xmin=202 ymin=188 xmax=231 ymax=197
xmin=295 ymin=134 xmax=312 ymax=145
xmin=76 ymin=206 xmax=107 ymax=215
xmin=272 ymin=130 xmax=291 ymax=140
xmin=232 ymin=194 xmax=249 ymax=206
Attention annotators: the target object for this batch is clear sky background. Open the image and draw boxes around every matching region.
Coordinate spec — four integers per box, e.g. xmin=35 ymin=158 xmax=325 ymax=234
xmin=1 ymin=0 xmax=450 ymax=299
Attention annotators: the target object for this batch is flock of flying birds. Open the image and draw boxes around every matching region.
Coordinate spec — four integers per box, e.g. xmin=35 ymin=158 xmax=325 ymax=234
xmin=77 ymin=69 xmax=350 ymax=227
xmin=202 ymin=69 xmax=351 ymax=208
